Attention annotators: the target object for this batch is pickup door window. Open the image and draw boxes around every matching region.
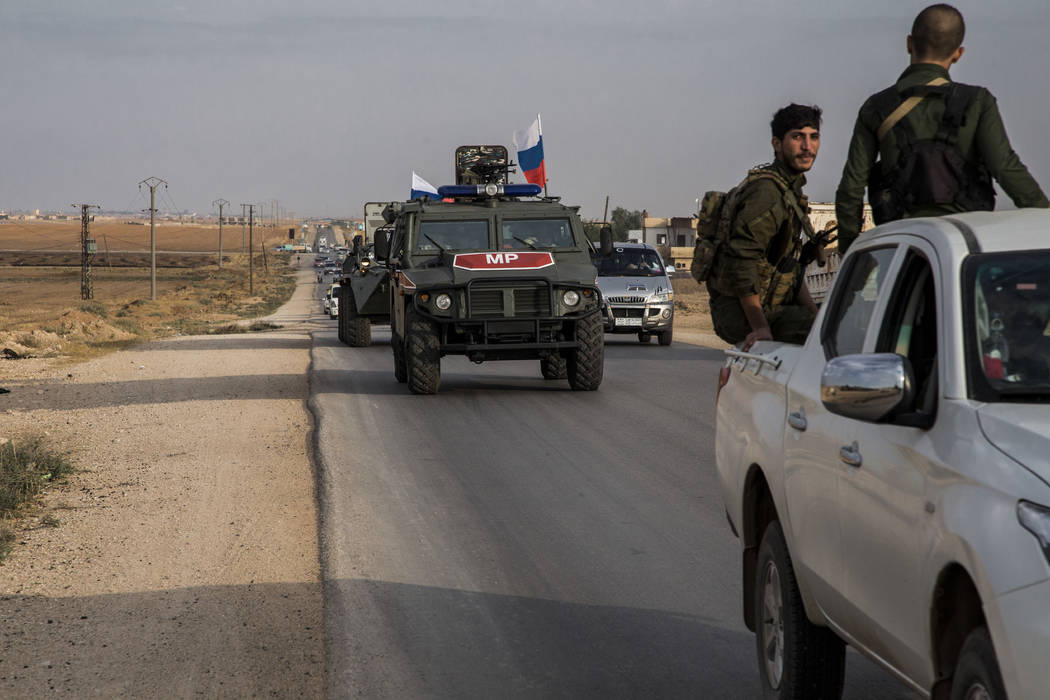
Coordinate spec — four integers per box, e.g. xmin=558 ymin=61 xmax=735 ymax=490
xmin=822 ymin=247 xmax=898 ymax=357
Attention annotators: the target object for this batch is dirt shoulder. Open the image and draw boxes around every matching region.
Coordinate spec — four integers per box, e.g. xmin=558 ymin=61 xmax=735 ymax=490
xmin=0 ymin=265 xmax=324 ymax=697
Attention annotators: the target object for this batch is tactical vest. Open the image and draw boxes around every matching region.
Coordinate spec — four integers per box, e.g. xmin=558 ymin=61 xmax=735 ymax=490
xmin=867 ymin=81 xmax=996 ymax=224
xmin=706 ymin=164 xmax=815 ymax=310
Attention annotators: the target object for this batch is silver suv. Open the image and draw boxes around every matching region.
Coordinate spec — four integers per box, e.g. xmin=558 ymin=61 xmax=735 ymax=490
xmin=593 ymin=242 xmax=675 ymax=345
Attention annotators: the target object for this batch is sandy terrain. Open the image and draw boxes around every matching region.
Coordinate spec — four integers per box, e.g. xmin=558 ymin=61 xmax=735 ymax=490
xmin=0 ymin=264 xmax=324 ymax=697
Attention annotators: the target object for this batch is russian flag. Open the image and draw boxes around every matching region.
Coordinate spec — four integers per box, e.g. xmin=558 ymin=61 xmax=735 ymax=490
xmin=513 ymin=115 xmax=546 ymax=188
xmin=411 ymin=172 xmax=440 ymax=200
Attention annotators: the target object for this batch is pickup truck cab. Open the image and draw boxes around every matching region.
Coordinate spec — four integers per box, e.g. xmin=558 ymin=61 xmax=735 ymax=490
xmin=716 ymin=210 xmax=1050 ymax=699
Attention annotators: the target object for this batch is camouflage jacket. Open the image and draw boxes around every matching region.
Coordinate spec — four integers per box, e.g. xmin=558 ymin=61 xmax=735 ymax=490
xmin=835 ymin=63 xmax=1049 ymax=253
xmin=707 ymin=160 xmax=811 ymax=310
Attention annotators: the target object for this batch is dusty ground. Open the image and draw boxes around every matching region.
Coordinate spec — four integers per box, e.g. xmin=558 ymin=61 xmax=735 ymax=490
xmin=0 ymin=262 xmax=324 ymax=697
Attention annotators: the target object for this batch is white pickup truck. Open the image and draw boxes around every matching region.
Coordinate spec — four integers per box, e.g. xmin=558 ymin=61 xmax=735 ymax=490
xmin=715 ymin=210 xmax=1050 ymax=700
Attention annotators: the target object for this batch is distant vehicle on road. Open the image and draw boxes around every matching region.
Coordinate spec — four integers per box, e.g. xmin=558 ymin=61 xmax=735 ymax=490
xmin=716 ymin=210 xmax=1050 ymax=700
xmin=593 ymin=242 xmax=675 ymax=345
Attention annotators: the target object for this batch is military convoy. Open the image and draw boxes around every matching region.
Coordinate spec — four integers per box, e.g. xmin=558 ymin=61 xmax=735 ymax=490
xmin=343 ymin=145 xmax=612 ymax=394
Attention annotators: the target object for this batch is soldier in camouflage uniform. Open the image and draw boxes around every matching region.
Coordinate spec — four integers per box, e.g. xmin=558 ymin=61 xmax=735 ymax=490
xmin=708 ymin=104 xmax=822 ymax=350
xmin=835 ymin=4 xmax=1048 ymax=254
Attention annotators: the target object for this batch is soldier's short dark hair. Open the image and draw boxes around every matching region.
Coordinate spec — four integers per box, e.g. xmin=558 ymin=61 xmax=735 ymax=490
xmin=770 ymin=104 xmax=822 ymax=140
xmin=911 ymin=4 xmax=965 ymax=60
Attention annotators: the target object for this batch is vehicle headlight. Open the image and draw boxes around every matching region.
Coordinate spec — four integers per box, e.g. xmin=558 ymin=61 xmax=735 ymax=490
xmin=562 ymin=290 xmax=580 ymax=307
xmin=435 ymin=293 xmax=452 ymax=311
xmin=1018 ymin=501 xmax=1050 ymax=565
xmin=649 ymin=291 xmax=673 ymax=303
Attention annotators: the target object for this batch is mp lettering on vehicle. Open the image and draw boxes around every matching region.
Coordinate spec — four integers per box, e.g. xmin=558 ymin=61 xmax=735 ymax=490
xmin=453 ymin=252 xmax=556 ymax=270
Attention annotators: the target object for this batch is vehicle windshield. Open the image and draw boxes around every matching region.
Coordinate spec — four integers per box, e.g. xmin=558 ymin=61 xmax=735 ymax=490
xmin=967 ymin=251 xmax=1050 ymax=402
xmin=416 ymin=220 xmax=489 ymax=252
xmin=594 ymin=247 xmax=666 ymax=277
xmin=501 ymin=218 xmax=575 ymax=249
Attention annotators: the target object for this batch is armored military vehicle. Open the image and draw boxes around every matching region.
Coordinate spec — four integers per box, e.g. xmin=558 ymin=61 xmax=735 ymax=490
xmin=373 ymin=145 xmax=611 ymax=394
xmin=336 ymin=231 xmax=391 ymax=347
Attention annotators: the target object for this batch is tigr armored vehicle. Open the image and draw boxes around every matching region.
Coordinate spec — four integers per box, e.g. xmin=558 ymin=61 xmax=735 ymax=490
xmin=373 ymin=145 xmax=611 ymax=394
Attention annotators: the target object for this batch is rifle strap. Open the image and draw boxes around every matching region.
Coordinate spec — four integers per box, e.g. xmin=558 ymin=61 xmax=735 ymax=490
xmin=876 ymin=76 xmax=949 ymax=141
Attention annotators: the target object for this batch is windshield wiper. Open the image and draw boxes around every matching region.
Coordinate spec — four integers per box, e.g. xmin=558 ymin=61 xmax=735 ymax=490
xmin=512 ymin=236 xmax=538 ymax=250
xmin=423 ymin=234 xmax=448 ymax=262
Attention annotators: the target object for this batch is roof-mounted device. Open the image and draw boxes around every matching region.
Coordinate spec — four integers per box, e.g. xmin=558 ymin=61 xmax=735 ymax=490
xmin=437 ymin=183 xmax=542 ymax=199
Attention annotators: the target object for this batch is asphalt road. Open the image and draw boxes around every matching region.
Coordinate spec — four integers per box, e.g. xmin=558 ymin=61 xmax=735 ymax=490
xmin=309 ymin=300 xmax=920 ymax=698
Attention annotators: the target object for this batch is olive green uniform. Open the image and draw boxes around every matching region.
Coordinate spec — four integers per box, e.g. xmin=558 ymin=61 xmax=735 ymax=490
xmin=707 ymin=160 xmax=816 ymax=345
xmin=836 ymin=63 xmax=1049 ymax=253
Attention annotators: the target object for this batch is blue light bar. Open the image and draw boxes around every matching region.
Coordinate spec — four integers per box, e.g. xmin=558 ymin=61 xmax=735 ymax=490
xmin=436 ymin=184 xmax=543 ymax=198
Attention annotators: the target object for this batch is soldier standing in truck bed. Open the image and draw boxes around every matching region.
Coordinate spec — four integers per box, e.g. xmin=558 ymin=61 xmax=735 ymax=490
xmin=835 ymin=3 xmax=1048 ymax=254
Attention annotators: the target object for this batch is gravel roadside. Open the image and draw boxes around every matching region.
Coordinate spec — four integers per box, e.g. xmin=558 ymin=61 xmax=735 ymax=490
xmin=0 ymin=263 xmax=325 ymax=697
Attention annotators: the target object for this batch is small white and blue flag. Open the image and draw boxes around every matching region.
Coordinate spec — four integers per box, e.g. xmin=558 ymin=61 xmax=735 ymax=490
xmin=411 ymin=172 xmax=440 ymax=201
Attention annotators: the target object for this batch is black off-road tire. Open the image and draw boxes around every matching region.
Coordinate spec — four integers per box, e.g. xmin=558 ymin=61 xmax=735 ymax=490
xmin=638 ymin=332 xmax=652 ymax=344
xmin=950 ymin=626 xmax=1006 ymax=700
xmin=567 ymin=312 xmax=604 ymax=391
xmin=658 ymin=328 xmax=673 ymax=346
xmin=406 ymin=307 xmax=440 ymax=394
xmin=392 ymin=332 xmax=407 ymax=383
xmin=344 ymin=290 xmax=372 ymax=347
xmin=540 ymin=353 xmax=568 ymax=380
xmin=755 ymin=521 xmax=845 ymax=700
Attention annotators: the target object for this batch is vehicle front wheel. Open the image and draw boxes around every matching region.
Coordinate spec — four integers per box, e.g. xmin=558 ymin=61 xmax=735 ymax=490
xmin=638 ymin=332 xmax=652 ymax=344
xmin=658 ymin=328 xmax=673 ymax=346
xmin=344 ymin=290 xmax=372 ymax=347
xmin=336 ymin=288 xmax=349 ymax=344
xmin=755 ymin=520 xmax=845 ymax=699
xmin=950 ymin=626 xmax=1006 ymax=700
xmin=540 ymin=353 xmax=567 ymax=380
xmin=405 ymin=306 xmax=440 ymax=394
xmin=567 ymin=312 xmax=604 ymax=391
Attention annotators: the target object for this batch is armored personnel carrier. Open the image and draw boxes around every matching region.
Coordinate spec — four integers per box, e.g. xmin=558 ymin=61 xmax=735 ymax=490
xmin=373 ymin=145 xmax=612 ymax=394
xmin=336 ymin=232 xmax=391 ymax=347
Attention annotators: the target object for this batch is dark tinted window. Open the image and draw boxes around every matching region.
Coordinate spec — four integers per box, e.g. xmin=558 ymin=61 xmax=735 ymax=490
xmin=417 ymin=220 xmax=489 ymax=252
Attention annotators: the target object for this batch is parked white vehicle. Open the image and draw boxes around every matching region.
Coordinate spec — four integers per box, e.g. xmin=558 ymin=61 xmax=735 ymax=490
xmin=715 ymin=210 xmax=1050 ymax=699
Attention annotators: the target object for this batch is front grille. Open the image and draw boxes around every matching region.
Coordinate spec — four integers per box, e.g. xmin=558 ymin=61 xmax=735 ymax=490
xmin=513 ymin=286 xmax=550 ymax=316
xmin=470 ymin=289 xmax=504 ymax=317
xmin=608 ymin=295 xmax=646 ymax=303
xmin=612 ymin=307 xmax=645 ymax=318
xmin=467 ymin=283 xmax=551 ymax=318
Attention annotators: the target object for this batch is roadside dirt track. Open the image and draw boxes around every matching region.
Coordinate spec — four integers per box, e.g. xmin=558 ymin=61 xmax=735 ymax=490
xmin=0 ymin=265 xmax=323 ymax=697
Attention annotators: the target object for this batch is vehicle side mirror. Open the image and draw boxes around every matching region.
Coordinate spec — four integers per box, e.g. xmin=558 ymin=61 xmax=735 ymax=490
xmin=599 ymin=225 xmax=614 ymax=257
xmin=666 ymin=265 xmax=676 ymax=275
xmin=821 ymin=353 xmax=915 ymax=423
xmin=374 ymin=228 xmax=390 ymax=261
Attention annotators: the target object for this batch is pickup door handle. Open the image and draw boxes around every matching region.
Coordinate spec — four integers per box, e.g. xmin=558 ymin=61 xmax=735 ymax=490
xmin=839 ymin=441 xmax=862 ymax=468
xmin=788 ymin=410 xmax=807 ymax=431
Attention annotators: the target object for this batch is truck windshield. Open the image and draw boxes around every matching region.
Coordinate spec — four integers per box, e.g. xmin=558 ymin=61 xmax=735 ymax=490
xmin=416 ymin=220 xmax=489 ymax=252
xmin=501 ymin=218 xmax=575 ymax=249
xmin=967 ymin=251 xmax=1050 ymax=401
xmin=594 ymin=248 xmax=666 ymax=277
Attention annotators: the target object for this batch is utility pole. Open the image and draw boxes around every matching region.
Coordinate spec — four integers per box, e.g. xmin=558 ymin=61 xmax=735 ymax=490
xmin=139 ymin=177 xmax=167 ymax=300
xmin=241 ymin=203 xmax=247 ymax=253
xmin=212 ymin=198 xmax=229 ymax=268
xmin=242 ymin=203 xmax=255 ymax=295
xmin=72 ymin=203 xmax=100 ymax=299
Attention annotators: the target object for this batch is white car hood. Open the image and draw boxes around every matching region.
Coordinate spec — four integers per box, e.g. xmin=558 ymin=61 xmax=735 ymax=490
xmin=977 ymin=404 xmax=1050 ymax=487
xmin=596 ymin=275 xmax=671 ymax=298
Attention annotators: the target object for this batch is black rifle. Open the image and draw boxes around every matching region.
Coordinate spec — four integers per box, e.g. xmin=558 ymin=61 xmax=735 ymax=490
xmin=800 ymin=224 xmax=839 ymax=267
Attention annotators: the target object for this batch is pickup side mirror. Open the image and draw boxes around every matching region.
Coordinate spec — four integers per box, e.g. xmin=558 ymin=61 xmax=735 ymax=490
xmin=599 ymin=225 xmax=614 ymax=257
xmin=665 ymin=264 xmax=676 ymax=275
xmin=373 ymin=227 xmax=390 ymax=261
xmin=821 ymin=353 xmax=915 ymax=423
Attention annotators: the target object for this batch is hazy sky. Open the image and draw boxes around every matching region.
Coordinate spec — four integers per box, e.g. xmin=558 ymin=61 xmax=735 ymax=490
xmin=2 ymin=0 xmax=1048 ymax=220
